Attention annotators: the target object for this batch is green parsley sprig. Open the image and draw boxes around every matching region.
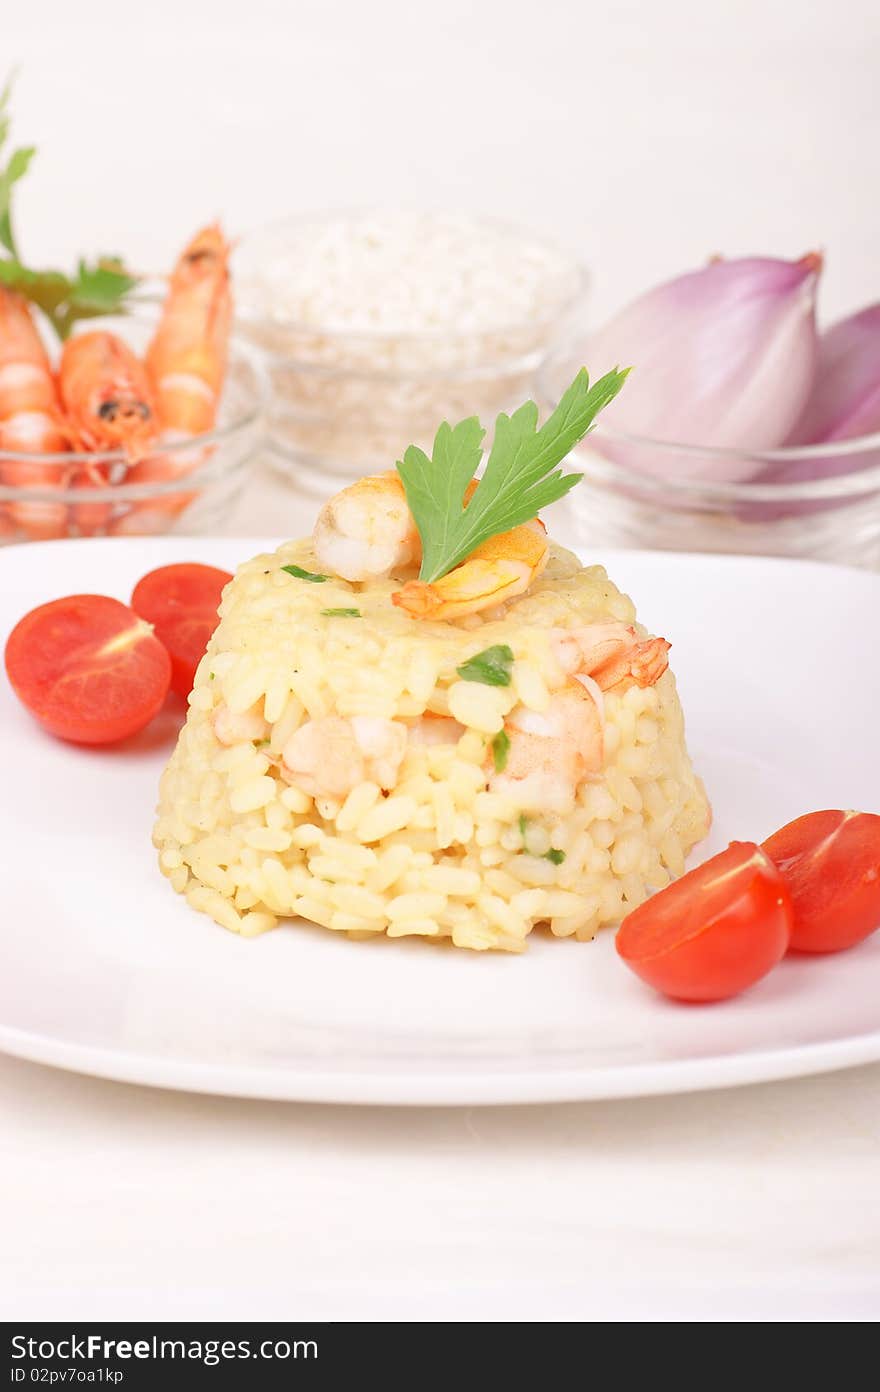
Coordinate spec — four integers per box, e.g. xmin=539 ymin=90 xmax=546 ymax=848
xmin=0 ymin=75 xmax=34 ymax=260
xmin=0 ymin=257 xmax=139 ymax=341
xmin=396 ymin=367 xmax=629 ymax=584
xmin=0 ymin=75 xmax=139 ymax=339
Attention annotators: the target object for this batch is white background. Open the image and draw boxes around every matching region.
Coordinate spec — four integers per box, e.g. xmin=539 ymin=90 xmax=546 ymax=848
xmin=2 ymin=0 xmax=880 ymax=1324
xmin=8 ymin=0 xmax=880 ymax=324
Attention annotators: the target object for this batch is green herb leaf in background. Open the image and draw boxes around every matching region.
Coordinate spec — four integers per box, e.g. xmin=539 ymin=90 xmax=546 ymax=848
xmin=396 ymin=368 xmax=629 ymax=584
xmin=0 ymin=76 xmax=139 ymax=337
xmin=544 ymin=848 xmax=566 ymax=865
xmin=0 ymin=76 xmax=35 ymax=259
xmin=321 ymin=607 xmax=362 ymax=617
xmin=0 ymin=146 xmax=35 ymax=258
xmin=0 ymin=256 xmax=139 ymax=339
xmin=282 ymin=564 xmax=329 ymax=583
xmin=456 ymin=644 xmax=514 ymax=687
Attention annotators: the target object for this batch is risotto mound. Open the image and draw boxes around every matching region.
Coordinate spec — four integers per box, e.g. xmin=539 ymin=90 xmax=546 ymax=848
xmin=153 ymin=537 xmax=710 ymax=952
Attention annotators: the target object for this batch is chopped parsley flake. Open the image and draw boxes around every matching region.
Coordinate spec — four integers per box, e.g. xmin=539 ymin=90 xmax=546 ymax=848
xmin=491 ymin=729 xmax=510 ymax=772
xmin=282 ymin=564 xmax=329 ymax=583
xmin=456 ymin=644 xmax=514 ymax=687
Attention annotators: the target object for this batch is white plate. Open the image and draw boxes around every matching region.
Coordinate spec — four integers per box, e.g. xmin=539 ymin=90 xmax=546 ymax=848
xmin=1 ymin=536 xmax=879 ymax=1105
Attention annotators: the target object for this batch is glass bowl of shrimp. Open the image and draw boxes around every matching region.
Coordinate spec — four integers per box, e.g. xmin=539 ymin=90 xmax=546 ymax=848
xmin=0 ymin=227 xmax=266 ymax=544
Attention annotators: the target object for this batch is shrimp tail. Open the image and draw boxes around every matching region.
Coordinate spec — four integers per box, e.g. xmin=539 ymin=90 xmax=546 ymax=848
xmin=391 ymin=579 xmax=445 ymax=618
xmin=593 ymin=636 xmax=671 ymax=693
xmin=392 ymin=523 xmax=548 ymax=621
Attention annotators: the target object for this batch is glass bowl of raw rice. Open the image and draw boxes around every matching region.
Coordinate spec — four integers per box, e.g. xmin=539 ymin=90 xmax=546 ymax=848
xmin=234 ymin=210 xmax=588 ymax=496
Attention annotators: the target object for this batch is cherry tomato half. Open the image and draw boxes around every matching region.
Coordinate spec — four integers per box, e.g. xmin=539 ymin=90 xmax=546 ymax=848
xmin=4 ymin=594 xmax=172 ymax=745
xmin=616 ymin=842 xmax=793 ymax=1002
xmin=762 ymin=809 xmax=880 ymax=954
xmin=131 ymin=562 xmax=232 ymax=700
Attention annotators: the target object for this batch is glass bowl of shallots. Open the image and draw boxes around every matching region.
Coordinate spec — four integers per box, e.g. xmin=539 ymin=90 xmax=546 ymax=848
xmin=0 ymin=227 xmax=265 ymax=544
xmin=539 ymin=253 xmax=880 ymax=570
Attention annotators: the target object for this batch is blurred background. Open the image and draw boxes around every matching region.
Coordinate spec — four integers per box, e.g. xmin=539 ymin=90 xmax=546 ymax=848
xmin=3 ymin=0 xmax=879 ymax=558
xmin=10 ymin=0 xmax=878 ymax=322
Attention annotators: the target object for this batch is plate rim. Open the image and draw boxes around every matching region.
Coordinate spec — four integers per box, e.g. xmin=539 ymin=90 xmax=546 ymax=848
xmin=1 ymin=1018 xmax=879 ymax=1105
xmin=2 ymin=535 xmax=879 ymax=1105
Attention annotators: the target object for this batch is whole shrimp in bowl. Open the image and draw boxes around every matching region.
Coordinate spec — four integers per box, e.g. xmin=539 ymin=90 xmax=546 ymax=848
xmin=0 ymin=287 xmax=71 ymax=540
xmin=56 ymin=328 xmax=160 ymax=536
xmin=59 ymin=331 xmax=159 ymax=457
xmin=113 ymin=225 xmax=232 ymax=536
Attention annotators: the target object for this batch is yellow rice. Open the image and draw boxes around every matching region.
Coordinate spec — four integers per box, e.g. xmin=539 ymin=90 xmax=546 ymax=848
xmin=153 ymin=539 xmax=710 ymax=952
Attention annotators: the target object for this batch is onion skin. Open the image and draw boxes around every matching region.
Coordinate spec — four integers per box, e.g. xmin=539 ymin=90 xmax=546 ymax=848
xmin=584 ymin=254 xmax=821 ymax=483
xmin=752 ymin=304 xmax=880 ymax=487
xmin=786 ymin=303 xmax=880 ymax=446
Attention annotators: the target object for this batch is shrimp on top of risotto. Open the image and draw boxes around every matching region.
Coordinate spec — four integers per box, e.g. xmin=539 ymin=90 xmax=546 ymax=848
xmin=154 ymin=367 xmax=710 ymax=951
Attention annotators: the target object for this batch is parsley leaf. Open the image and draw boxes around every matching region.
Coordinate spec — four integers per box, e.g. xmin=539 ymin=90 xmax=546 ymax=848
xmin=396 ymin=367 xmax=629 ymax=584
xmin=0 ymin=147 xmax=34 ymax=259
xmin=544 ymin=848 xmax=566 ymax=865
xmin=456 ymin=644 xmax=514 ymax=687
xmin=0 ymin=75 xmax=33 ymax=258
xmin=0 ymin=79 xmax=138 ymax=337
xmin=0 ymin=257 xmax=139 ymax=340
xmin=322 ymin=607 xmax=361 ymax=617
xmin=396 ymin=417 xmax=485 ymax=582
xmin=282 ymin=564 xmax=329 ymax=583
xmin=491 ymin=729 xmax=510 ymax=772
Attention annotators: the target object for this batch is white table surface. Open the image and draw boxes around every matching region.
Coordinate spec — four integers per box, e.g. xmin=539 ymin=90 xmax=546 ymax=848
xmin=2 ymin=463 xmax=879 ymax=1323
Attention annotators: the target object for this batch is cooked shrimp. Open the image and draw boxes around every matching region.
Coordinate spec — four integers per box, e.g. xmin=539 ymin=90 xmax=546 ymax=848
xmin=214 ymin=704 xmax=270 ymax=747
xmin=490 ymin=680 xmax=604 ymax=814
xmin=551 ymin=622 xmax=670 ymax=693
xmin=314 ymin=470 xmax=547 ymax=621
xmin=146 ymin=224 xmax=232 ymax=437
xmin=59 ymin=331 xmax=158 ymax=457
xmin=108 ymin=228 xmax=232 ymax=536
xmin=392 ymin=520 xmax=548 ymax=621
xmin=68 ymin=460 xmax=114 ymax=538
xmin=107 ymin=450 xmax=198 ymax=536
xmin=406 ymin=714 xmax=464 ymax=746
xmin=281 ymin=715 xmax=408 ymax=799
xmin=489 ymin=624 xmax=670 ymax=811
xmin=0 ymin=287 xmax=71 ymax=539
xmin=313 ymin=471 xmax=421 ymax=581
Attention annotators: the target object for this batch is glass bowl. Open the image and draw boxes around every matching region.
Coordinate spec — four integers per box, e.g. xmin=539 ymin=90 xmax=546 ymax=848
xmin=538 ymin=357 xmax=880 ymax=570
xmin=234 ymin=211 xmax=588 ymax=495
xmin=0 ymin=316 xmax=265 ymax=545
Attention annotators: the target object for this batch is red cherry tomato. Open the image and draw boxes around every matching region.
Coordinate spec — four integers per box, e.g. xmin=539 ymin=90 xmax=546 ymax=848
xmin=4 ymin=594 xmax=171 ymax=745
xmin=130 ymin=562 xmax=232 ymax=699
xmin=762 ymin=809 xmax=880 ymax=954
xmin=616 ymin=842 xmax=793 ymax=1002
